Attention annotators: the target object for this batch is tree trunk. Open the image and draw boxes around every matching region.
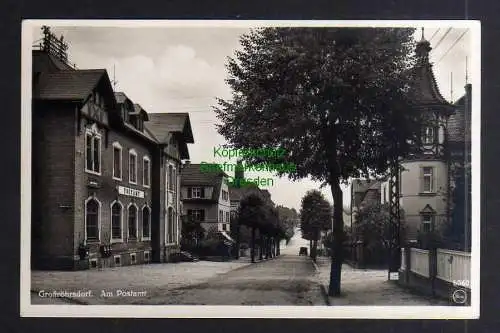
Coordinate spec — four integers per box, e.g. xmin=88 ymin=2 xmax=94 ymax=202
xmin=265 ymin=235 xmax=269 ymax=259
xmin=309 ymin=239 xmax=313 ymax=258
xmin=235 ymin=224 xmax=241 ymax=259
xmin=259 ymin=235 xmax=264 ymax=260
xmin=329 ymin=180 xmax=344 ymax=297
xmin=251 ymin=227 xmax=256 ymax=263
xmin=276 ymin=238 xmax=281 ymax=256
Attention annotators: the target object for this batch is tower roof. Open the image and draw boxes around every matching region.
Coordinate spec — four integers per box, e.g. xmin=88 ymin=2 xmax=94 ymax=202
xmin=410 ymin=29 xmax=455 ymax=112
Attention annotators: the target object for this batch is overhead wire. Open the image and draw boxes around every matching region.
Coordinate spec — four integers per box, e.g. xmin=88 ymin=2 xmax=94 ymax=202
xmin=432 ymin=27 xmax=453 ymax=52
xmin=436 ymin=29 xmax=469 ymax=64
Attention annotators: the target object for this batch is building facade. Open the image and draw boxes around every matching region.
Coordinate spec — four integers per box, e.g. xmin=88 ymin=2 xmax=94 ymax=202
xmin=180 ymin=164 xmax=232 ymax=234
xmin=398 ymin=34 xmax=455 ymax=241
xmin=31 ymin=27 xmax=193 ymax=269
xmin=145 ymin=112 xmax=194 ymax=261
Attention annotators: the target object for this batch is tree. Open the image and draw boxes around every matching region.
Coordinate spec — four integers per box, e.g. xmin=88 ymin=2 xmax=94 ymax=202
xmin=276 ymin=205 xmax=298 ymax=243
xmin=215 ymin=27 xmax=421 ymax=296
xmin=181 ymin=215 xmax=205 ymax=248
xmin=354 ymin=202 xmax=407 ymax=265
xmin=300 ymin=190 xmax=332 ymax=261
xmin=237 ymin=193 xmax=268 ymax=263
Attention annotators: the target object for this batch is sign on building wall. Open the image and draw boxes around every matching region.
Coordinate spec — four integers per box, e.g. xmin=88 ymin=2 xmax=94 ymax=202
xmin=117 ymin=185 xmax=145 ymax=198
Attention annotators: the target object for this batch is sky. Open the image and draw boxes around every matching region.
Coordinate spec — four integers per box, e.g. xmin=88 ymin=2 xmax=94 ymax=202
xmin=31 ymin=23 xmax=473 ymax=211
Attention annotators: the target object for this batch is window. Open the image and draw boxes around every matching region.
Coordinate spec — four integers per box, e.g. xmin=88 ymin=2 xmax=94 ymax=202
xmin=422 ymin=215 xmax=432 ymax=232
xmin=226 ymin=212 xmax=230 ymax=224
xmin=219 ymin=210 xmax=223 ymax=223
xmin=167 ymin=207 xmax=176 ymax=244
xmin=113 ymin=143 xmax=122 ymax=180
xmin=173 ymin=168 xmax=177 ymax=193
xmin=129 ymin=150 xmax=137 ymax=184
xmin=111 ymin=201 xmax=122 ymax=241
xmin=85 ymin=132 xmax=101 ymax=174
xmin=130 ymin=253 xmax=137 ymax=265
xmin=168 ymin=165 xmax=174 ymax=191
xmin=422 ymin=167 xmax=434 ymax=193
xmin=187 ymin=209 xmax=205 ymax=222
xmin=383 ymin=187 xmax=387 ymax=204
xmin=222 ymin=190 xmax=228 ymax=201
xmin=222 ymin=224 xmax=227 ymax=231
xmin=191 ymin=187 xmax=202 ymax=198
xmin=143 ymin=157 xmax=151 ymax=187
xmin=85 ymin=198 xmax=100 ymax=241
xmin=422 ymin=126 xmax=435 ymax=145
xmin=128 ymin=205 xmax=138 ymax=239
xmin=142 ymin=206 xmax=151 ymax=240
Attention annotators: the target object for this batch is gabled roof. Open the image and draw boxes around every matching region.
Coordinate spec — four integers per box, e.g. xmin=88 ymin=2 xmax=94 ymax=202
xmin=123 ymin=122 xmax=158 ymax=143
xmin=229 ymin=186 xmax=273 ymax=207
xmin=420 ymin=204 xmax=436 ymax=214
xmin=352 ymin=179 xmax=374 ymax=194
xmin=33 ymin=69 xmax=108 ymax=101
xmin=146 ymin=113 xmax=195 ymax=144
xmin=181 ymin=164 xmax=228 ymax=201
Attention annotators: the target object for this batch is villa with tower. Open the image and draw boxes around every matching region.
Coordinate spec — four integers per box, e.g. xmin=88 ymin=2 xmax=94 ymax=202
xmin=354 ymin=30 xmax=472 ymax=249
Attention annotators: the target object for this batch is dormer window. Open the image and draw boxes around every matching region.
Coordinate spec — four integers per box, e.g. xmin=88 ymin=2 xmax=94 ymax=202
xmin=422 ymin=126 xmax=434 ymax=145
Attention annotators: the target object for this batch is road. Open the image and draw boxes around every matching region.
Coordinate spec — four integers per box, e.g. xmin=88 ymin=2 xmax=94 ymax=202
xmin=133 ymin=254 xmax=326 ymax=305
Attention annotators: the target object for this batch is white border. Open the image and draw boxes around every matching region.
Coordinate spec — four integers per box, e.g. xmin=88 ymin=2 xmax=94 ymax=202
xmin=21 ymin=19 xmax=480 ymax=319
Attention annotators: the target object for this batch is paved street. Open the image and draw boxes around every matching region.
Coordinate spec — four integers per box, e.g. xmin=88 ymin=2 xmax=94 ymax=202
xmin=31 ymin=229 xmax=447 ymax=306
xmin=144 ymin=255 xmax=325 ymax=305
xmin=31 ymin=259 xmax=253 ymax=305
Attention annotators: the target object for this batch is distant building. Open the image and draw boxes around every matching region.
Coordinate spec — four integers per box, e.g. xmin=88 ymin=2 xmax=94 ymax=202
xmin=350 ymin=179 xmax=382 ymax=236
xmin=227 ymin=162 xmax=273 ymax=220
xmin=180 ymin=164 xmax=232 ymax=238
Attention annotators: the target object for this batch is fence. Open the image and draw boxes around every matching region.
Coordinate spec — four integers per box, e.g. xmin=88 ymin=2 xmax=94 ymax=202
xmin=410 ymin=248 xmax=430 ymax=278
xmin=436 ymin=249 xmax=471 ymax=283
xmin=399 ymin=247 xmax=471 ymax=302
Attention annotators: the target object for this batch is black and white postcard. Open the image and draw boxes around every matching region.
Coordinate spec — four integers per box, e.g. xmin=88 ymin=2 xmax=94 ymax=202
xmin=20 ymin=20 xmax=480 ymax=318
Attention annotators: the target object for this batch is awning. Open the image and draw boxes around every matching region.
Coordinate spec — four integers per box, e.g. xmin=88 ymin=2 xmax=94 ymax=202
xmin=220 ymin=231 xmax=235 ymax=244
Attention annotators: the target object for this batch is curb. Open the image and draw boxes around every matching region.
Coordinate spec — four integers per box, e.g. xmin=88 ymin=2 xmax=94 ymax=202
xmin=309 ymin=258 xmax=331 ymax=306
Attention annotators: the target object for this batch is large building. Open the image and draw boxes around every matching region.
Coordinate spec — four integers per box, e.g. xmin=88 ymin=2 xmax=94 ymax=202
xmin=31 ymin=27 xmax=194 ymax=269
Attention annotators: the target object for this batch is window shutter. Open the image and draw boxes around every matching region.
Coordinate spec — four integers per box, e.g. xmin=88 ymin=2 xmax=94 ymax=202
xmin=188 ymin=187 xmax=192 ymax=198
xmin=201 ymin=187 xmax=205 ymax=198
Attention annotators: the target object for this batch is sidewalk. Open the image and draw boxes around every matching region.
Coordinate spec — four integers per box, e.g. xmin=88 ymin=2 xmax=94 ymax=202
xmin=313 ymin=256 xmax=448 ymax=306
xmin=31 ymin=258 xmax=253 ymax=305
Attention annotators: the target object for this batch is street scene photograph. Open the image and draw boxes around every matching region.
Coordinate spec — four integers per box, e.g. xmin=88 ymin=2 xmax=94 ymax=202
xmin=21 ymin=20 xmax=479 ymax=318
